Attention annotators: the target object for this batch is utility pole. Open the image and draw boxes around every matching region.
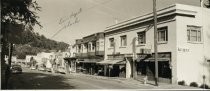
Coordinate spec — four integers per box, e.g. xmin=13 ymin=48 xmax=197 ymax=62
xmin=153 ymin=0 xmax=158 ymax=86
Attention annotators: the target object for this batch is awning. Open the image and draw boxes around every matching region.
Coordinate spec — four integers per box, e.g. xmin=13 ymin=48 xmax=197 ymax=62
xmin=97 ymin=59 xmax=125 ymax=65
xmin=77 ymin=59 xmax=102 ymax=63
xmin=136 ymin=55 xmax=148 ymax=62
xmin=64 ymin=57 xmax=77 ymax=61
xmin=137 ymin=58 xmax=170 ymax=62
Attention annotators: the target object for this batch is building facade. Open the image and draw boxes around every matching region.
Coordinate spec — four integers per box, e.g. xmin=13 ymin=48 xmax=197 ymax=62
xmin=104 ymin=4 xmax=210 ymax=85
xmin=65 ymin=32 xmax=105 ymax=75
xmin=64 ymin=45 xmax=77 ymax=73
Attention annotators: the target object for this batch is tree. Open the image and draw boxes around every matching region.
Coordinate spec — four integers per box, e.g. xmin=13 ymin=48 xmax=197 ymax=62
xmin=1 ymin=0 xmax=42 ymax=29
xmin=204 ymin=0 xmax=210 ymax=8
xmin=1 ymin=0 xmax=42 ymax=64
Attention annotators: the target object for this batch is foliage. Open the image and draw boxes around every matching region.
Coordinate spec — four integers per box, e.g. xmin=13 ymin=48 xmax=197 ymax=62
xmin=178 ymin=80 xmax=186 ymax=86
xmin=1 ymin=0 xmax=42 ymax=29
xmin=1 ymin=0 xmax=42 ymax=62
xmin=205 ymin=0 xmax=210 ymax=8
xmin=17 ymin=30 xmax=69 ymax=51
xmin=189 ymin=82 xmax=198 ymax=87
xmin=12 ymin=30 xmax=69 ymax=59
xmin=200 ymin=84 xmax=210 ymax=89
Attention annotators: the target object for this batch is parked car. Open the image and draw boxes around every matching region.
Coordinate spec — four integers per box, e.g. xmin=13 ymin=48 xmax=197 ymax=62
xmin=57 ymin=67 xmax=66 ymax=74
xmin=38 ymin=65 xmax=46 ymax=71
xmin=11 ymin=64 xmax=22 ymax=74
xmin=30 ymin=66 xmax=36 ymax=70
xmin=46 ymin=68 xmax=51 ymax=72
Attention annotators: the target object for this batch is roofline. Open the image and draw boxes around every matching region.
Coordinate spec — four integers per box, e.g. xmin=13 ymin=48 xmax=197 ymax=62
xmin=105 ymin=4 xmax=197 ymax=33
xmin=106 ymin=4 xmax=176 ymax=29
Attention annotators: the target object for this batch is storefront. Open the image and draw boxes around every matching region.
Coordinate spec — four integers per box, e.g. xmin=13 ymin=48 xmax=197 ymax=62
xmin=64 ymin=57 xmax=77 ymax=73
xmin=97 ymin=54 xmax=126 ymax=77
xmin=136 ymin=52 xmax=172 ymax=83
xmin=76 ymin=58 xmax=103 ymax=75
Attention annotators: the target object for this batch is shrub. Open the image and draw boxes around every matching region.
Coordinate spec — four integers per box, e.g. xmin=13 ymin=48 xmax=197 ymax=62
xmin=178 ymin=80 xmax=186 ymax=86
xmin=200 ymin=84 xmax=210 ymax=89
xmin=189 ymin=82 xmax=198 ymax=87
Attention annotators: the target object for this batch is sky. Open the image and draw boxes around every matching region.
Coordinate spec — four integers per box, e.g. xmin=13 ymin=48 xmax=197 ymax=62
xmin=34 ymin=0 xmax=200 ymax=45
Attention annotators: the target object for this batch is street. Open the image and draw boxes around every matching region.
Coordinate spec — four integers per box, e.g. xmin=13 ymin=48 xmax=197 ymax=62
xmin=7 ymin=67 xmax=200 ymax=89
xmin=6 ymin=68 xmax=202 ymax=89
xmin=7 ymin=67 xmax=149 ymax=89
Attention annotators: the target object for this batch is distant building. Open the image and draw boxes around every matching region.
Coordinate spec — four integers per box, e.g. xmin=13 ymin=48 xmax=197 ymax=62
xmin=64 ymin=45 xmax=77 ymax=73
xmin=104 ymin=4 xmax=210 ymax=86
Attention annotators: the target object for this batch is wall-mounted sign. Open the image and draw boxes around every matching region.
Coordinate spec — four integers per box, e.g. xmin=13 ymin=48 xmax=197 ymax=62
xmin=178 ymin=47 xmax=190 ymax=52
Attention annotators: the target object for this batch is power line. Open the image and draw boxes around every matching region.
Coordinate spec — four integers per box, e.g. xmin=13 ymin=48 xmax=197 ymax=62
xmin=51 ymin=0 xmax=114 ymax=38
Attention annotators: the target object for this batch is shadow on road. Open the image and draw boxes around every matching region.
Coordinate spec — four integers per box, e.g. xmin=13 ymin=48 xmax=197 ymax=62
xmin=8 ymin=71 xmax=75 ymax=89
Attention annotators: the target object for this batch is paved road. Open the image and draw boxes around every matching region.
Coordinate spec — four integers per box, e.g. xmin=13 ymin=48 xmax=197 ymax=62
xmin=7 ymin=68 xmax=152 ymax=89
xmin=7 ymin=67 xmax=201 ymax=90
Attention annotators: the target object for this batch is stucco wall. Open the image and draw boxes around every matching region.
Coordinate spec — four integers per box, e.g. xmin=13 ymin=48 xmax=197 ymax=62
xmin=176 ymin=4 xmax=210 ymax=86
xmin=104 ymin=19 xmax=177 ymax=80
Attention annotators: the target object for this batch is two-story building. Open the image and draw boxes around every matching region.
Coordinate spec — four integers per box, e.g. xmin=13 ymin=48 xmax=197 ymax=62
xmin=74 ymin=32 xmax=105 ymax=75
xmin=103 ymin=4 xmax=210 ymax=86
xmin=64 ymin=45 xmax=77 ymax=73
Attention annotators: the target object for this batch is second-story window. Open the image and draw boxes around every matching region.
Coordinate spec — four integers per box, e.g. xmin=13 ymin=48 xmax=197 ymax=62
xmin=120 ymin=35 xmax=127 ymax=46
xmin=92 ymin=42 xmax=95 ymax=51
xmin=109 ymin=38 xmax=114 ymax=47
xmin=187 ymin=25 xmax=202 ymax=42
xmin=78 ymin=45 xmax=81 ymax=53
xmin=158 ymin=27 xmax=168 ymax=43
xmin=138 ymin=31 xmax=146 ymax=44
xmin=96 ymin=42 xmax=99 ymax=51
xmin=81 ymin=44 xmax=83 ymax=52
xmin=88 ymin=43 xmax=91 ymax=52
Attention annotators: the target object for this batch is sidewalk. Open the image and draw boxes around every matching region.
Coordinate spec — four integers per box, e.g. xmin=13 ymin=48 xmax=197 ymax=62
xmin=68 ymin=72 xmax=202 ymax=89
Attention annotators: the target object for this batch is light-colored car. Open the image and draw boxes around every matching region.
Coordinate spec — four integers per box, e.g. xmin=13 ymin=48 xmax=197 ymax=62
xmin=38 ymin=65 xmax=46 ymax=71
xmin=30 ymin=66 xmax=36 ymax=70
xmin=57 ymin=67 xmax=66 ymax=74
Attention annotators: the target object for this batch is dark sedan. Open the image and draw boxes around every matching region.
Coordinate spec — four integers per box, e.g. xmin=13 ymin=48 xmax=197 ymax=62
xmin=11 ymin=64 xmax=22 ymax=74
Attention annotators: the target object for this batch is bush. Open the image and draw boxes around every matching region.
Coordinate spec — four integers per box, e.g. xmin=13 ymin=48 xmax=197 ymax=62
xmin=178 ymin=80 xmax=186 ymax=86
xmin=200 ymin=84 xmax=210 ymax=89
xmin=189 ymin=82 xmax=198 ymax=87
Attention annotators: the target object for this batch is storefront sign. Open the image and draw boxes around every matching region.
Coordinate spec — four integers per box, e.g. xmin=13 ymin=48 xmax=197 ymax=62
xmin=178 ymin=47 xmax=190 ymax=52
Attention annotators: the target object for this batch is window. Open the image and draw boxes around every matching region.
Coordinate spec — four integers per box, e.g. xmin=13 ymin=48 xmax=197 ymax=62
xmin=81 ymin=45 xmax=83 ymax=52
xmin=138 ymin=31 xmax=146 ymax=44
xmin=92 ymin=42 xmax=95 ymax=51
xmin=158 ymin=27 xmax=168 ymax=42
xmin=96 ymin=42 xmax=99 ymax=51
xmin=187 ymin=26 xmax=202 ymax=42
xmin=109 ymin=38 xmax=114 ymax=47
xmin=78 ymin=45 xmax=81 ymax=53
xmin=88 ymin=43 xmax=91 ymax=52
xmin=120 ymin=35 xmax=127 ymax=46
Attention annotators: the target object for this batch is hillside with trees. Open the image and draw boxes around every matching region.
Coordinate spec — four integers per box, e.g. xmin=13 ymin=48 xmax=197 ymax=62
xmin=13 ymin=30 xmax=69 ymax=59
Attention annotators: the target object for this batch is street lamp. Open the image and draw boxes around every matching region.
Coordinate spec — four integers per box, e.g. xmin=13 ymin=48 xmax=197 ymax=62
xmin=153 ymin=0 xmax=159 ymax=86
